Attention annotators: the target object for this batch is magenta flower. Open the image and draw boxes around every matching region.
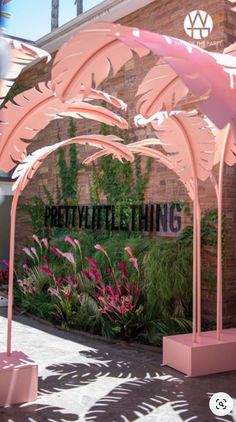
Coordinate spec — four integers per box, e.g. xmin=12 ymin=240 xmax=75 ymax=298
xmin=107 ymin=267 xmax=113 ymax=276
xmin=82 ymin=269 xmax=92 ymax=281
xmin=90 ymin=268 xmax=101 ymax=281
xmin=43 ymin=256 xmax=49 ymax=265
xmin=117 ymin=261 xmax=128 ymax=278
xmin=56 ymin=277 xmax=63 ymax=288
xmin=39 ymin=266 xmax=54 ymax=277
xmin=85 ymin=256 xmax=98 ymax=269
xmin=65 ymin=275 xmax=74 ymax=285
xmin=50 ymin=246 xmax=63 ymax=258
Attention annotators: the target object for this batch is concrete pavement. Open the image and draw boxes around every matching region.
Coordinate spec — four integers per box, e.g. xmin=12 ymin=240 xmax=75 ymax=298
xmin=0 ymin=310 xmax=235 ymax=421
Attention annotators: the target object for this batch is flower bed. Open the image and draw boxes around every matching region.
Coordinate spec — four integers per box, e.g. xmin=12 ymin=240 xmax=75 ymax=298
xmin=14 ymin=234 xmax=194 ymax=345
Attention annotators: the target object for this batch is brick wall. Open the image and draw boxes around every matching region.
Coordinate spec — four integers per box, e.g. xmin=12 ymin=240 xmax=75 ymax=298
xmin=15 ymin=0 xmax=236 ymax=324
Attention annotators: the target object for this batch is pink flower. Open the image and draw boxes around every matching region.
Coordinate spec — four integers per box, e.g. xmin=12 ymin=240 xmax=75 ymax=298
xmin=31 ymin=247 xmax=39 ymax=261
xmin=23 ymin=247 xmax=35 ymax=261
xmin=23 ymin=262 xmax=29 ymax=271
xmin=63 ymin=252 xmax=75 ymax=265
xmin=85 ymin=257 xmax=98 ymax=269
xmin=64 ymin=235 xmax=76 ymax=247
xmin=32 ymin=234 xmax=41 ymax=247
xmin=74 ymin=239 xmax=81 ymax=248
xmin=41 ymin=238 xmax=49 ymax=249
xmin=117 ymin=262 xmax=128 ymax=278
xmin=95 ymin=244 xmax=108 ymax=256
xmin=48 ymin=287 xmax=59 ymax=298
xmin=129 ymin=257 xmax=139 ymax=271
xmin=124 ymin=246 xmax=134 ymax=258
xmin=39 ymin=266 xmax=54 ymax=277
xmin=64 ymin=286 xmax=72 ymax=300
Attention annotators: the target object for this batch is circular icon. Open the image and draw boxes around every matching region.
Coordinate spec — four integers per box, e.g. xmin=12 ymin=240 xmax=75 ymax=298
xmin=209 ymin=392 xmax=233 ymax=417
xmin=184 ymin=10 xmax=213 ymax=40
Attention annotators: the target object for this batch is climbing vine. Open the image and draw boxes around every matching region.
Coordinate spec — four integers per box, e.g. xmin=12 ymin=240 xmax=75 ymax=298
xmin=90 ymin=123 xmax=153 ymax=206
xmin=57 ymin=118 xmax=80 ymax=204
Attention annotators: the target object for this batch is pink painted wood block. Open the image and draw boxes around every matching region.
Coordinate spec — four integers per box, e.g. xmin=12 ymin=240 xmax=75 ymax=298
xmin=0 ymin=351 xmax=38 ymax=406
xmin=163 ymin=328 xmax=236 ymax=377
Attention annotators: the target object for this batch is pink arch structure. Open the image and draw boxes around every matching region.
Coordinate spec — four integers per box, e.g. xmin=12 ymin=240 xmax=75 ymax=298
xmin=1 ymin=21 xmax=236 ymax=405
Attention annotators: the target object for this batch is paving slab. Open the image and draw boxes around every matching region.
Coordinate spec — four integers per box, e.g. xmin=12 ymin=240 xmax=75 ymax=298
xmin=0 ymin=310 xmax=235 ymax=421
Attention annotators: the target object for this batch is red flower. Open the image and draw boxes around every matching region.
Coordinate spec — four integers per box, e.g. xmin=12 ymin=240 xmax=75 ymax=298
xmin=117 ymin=262 xmax=128 ymax=278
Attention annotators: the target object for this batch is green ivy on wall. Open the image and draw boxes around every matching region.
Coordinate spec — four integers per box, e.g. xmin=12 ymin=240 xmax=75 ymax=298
xmin=90 ymin=123 xmax=153 ymax=207
xmin=57 ymin=118 xmax=80 ymax=204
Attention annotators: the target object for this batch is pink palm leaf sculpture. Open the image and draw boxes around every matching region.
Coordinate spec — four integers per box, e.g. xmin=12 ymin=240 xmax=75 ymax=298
xmin=136 ymin=60 xmax=188 ymax=118
xmin=85 ymin=111 xmax=214 ymax=342
xmin=51 ymin=22 xmax=236 ymax=130
xmin=5 ymin=135 xmax=134 ymax=356
xmin=151 ymin=111 xmax=215 ymax=341
xmin=51 ymin=22 xmax=149 ymax=102
xmin=0 ymin=81 xmax=128 ymax=172
xmin=208 ymin=41 xmax=236 ymax=340
xmin=0 ymin=37 xmax=51 ymax=105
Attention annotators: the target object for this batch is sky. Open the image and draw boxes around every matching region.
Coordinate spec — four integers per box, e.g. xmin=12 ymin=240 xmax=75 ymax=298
xmin=4 ymin=0 xmax=104 ymax=41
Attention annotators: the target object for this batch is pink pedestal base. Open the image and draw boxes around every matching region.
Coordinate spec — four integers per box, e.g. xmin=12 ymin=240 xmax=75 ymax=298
xmin=163 ymin=328 xmax=236 ymax=377
xmin=0 ymin=351 xmax=38 ymax=406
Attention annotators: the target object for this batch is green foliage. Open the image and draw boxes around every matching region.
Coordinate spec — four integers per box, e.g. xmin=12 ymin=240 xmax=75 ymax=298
xmin=178 ymin=208 xmax=227 ymax=259
xmin=90 ymin=124 xmax=153 ymax=206
xmin=57 ymin=119 xmax=80 ymax=204
xmin=144 ymin=240 xmax=193 ymax=319
xmin=20 ymin=185 xmax=53 ymax=237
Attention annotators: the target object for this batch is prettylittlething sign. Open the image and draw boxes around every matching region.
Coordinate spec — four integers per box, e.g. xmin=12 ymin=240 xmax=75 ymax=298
xmin=44 ymin=203 xmax=184 ymax=236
